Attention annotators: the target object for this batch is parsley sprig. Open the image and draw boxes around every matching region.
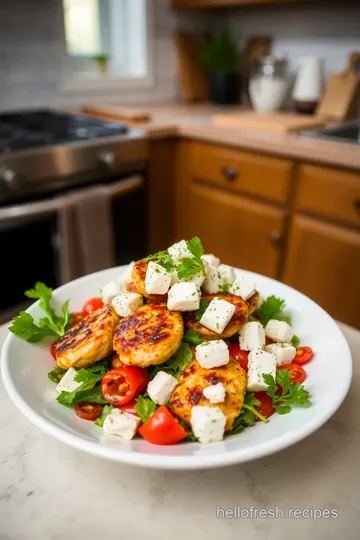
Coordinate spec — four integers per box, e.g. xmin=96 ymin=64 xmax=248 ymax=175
xmin=263 ymin=370 xmax=311 ymax=415
xmin=48 ymin=365 xmax=67 ymax=383
xmin=195 ymin=298 xmax=209 ymax=325
xmin=229 ymin=393 xmax=265 ymax=435
xmin=149 ymin=343 xmax=193 ymax=380
xmin=134 ymin=395 xmax=157 ymax=423
xmin=143 ymin=250 xmax=174 ymax=272
xmin=177 ymin=237 xmax=206 ymax=280
xmin=57 ymin=362 xmax=108 ymax=406
xmin=183 ymin=330 xmax=204 ymax=345
xmin=95 ymin=404 xmax=114 ymax=427
xmin=255 ymin=295 xmax=291 ymax=326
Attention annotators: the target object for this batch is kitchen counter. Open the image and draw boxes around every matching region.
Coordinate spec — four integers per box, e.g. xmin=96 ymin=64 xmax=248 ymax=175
xmin=1 ymin=321 xmax=360 ymax=540
xmin=125 ymin=103 xmax=360 ymax=171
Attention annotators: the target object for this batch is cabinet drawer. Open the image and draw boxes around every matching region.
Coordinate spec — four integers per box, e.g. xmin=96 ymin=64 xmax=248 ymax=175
xmin=296 ymin=164 xmax=360 ymax=227
xmin=189 ymin=142 xmax=292 ymax=204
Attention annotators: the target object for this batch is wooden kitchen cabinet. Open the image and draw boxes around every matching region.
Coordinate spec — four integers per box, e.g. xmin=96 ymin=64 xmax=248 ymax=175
xmin=283 ymin=215 xmax=360 ymax=328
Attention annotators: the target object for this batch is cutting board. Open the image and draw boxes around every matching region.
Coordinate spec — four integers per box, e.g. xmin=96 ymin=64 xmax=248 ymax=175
xmin=174 ymin=32 xmax=209 ymax=102
xmin=212 ymin=111 xmax=326 ymax=133
xmin=81 ymin=104 xmax=151 ymax=123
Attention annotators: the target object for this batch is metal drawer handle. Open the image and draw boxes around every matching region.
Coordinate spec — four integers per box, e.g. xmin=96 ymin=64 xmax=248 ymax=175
xmin=270 ymin=231 xmax=282 ymax=246
xmin=353 ymin=199 xmax=360 ymax=213
xmin=222 ymin=166 xmax=239 ymax=182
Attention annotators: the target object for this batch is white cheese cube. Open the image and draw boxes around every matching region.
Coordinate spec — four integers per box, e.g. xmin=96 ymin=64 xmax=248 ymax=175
xmin=145 ymin=261 xmax=172 ymax=295
xmin=247 ymin=349 xmax=276 ymax=392
xmin=168 ymin=240 xmax=193 ymax=264
xmin=265 ymin=343 xmax=296 ymax=366
xmin=195 ymin=339 xmax=229 ymax=369
xmin=265 ymin=319 xmax=293 ymax=343
xmin=112 ymin=292 xmax=143 ymax=317
xmin=171 ymin=267 xmax=207 ymax=291
xmin=201 ymin=254 xmax=220 ymax=268
xmin=202 ymin=264 xmax=220 ymax=294
xmin=101 ymin=280 xmax=121 ymax=304
xmin=218 ymin=264 xmax=235 ymax=285
xmin=200 ymin=297 xmax=235 ymax=334
xmin=190 ymin=406 xmax=226 ymax=444
xmin=239 ymin=321 xmax=265 ymax=351
xmin=103 ymin=409 xmax=140 ymax=440
xmin=118 ymin=261 xmax=135 ymax=292
xmin=229 ymin=276 xmax=256 ymax=301
xmin=203 ymin=382 xmax=226 ymax=403
xmin=56 ymin=367 xmax=81 ymax=394
xmin=167 ymin=282 xmax=200 ymax=311
xmin=147 ymin=371 xmax=178 ymax=405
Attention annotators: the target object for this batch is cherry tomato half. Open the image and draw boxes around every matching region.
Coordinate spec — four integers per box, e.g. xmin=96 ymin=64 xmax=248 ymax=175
xmin=115 ymin=399 xmax=137 ymax=415
xmin=138 ymin=406 xmax=188 ymax=445
xmin=293 ymin=346 xmax=314 ymax=366
xmin=228 ymin=344 xmax=249 ymax=371
xmin=265 ymin=336 xmax=274 ymax=345
xmin=279 ymin=364 xmax=307 ymax=384
xmin=75 ymin=402 xmax=102 ymax=421
xmin=50 ymin=341 xmax=57 ymax=360
xmin=254 ymin=392 xmax=275 ymax=421
xmin=101 ymin=367 xmax=148 ymax=406
xmin=71 ymin=312 xmax=84 ymax=327
xmin=82 ymin=297 xmax=104 ymax=317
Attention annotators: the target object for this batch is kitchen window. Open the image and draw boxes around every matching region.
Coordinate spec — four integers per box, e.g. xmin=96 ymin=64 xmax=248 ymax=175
xmin=62 ymin=0 xmax=153 ymax=94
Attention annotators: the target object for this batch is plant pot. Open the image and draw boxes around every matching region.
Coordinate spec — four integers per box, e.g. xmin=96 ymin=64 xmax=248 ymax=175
xmin=209 ymin=72 xmax=239 ymax=105
xmin=95 ymin=60 xmax=108 ymax=74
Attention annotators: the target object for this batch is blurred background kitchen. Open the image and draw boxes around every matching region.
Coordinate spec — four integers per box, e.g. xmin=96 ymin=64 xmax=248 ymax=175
xmin=0 ymin=0 xmax=359 ymax=329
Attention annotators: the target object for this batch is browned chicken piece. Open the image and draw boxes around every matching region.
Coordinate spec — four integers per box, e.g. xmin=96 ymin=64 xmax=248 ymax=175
xmin=126 ymin=282 xmax=141 ymax=294
xmin=55 ymin=305 xmax=119 ymax=369
xmin=185 ymin=292 xmax=247 ymax=339
xmin=113 ymin=302 xmax=184 ymax=368
xmin=132 ymin=259 xmax=167 ymax=302
xmin=110 ymin=352 xmax=124 ymax=369
xmin=247 ymin=291 xmax=260 ymax=315
xmin=169 ymin=350 xmax=247 ymax=431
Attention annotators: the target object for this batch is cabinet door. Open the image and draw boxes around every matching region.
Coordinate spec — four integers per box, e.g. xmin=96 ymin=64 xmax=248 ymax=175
xmin=182 ymin=182 xmax=285 ymax=278
xmin=283 ymin=215 xmax=360 ymax=328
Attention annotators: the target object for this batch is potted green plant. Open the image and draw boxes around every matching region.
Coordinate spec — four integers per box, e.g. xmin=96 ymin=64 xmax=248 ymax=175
xmin=93 ymin=53 xmax=109 ymax=74
xmin=200 ymin=29 xmax=241 ymax=105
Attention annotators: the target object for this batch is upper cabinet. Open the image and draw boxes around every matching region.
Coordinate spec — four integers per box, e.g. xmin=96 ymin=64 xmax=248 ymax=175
xmin=172 ymin=0 xmax=317 ymax=8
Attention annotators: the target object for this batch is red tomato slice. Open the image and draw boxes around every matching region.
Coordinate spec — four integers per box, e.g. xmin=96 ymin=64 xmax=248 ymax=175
xmin=265 ymin=336 xmax=274 ymax=345
xmin=138 ymin=406 xmax=188 ymax=445
xmin=254 ymin=392 xmax=275 ymax=422
xmin=101 ymin=367 xmax=148 ymax=406
xmin=115 ymin=399 xmax=137 ymax=415
xmin=71 ymin=312 xmax=84 ymax=327
xmin=50 ymin=341 xmax=57 ymax=360
xmin=293 ymin=346 xmax=314 ymax=365
xmin=82 ymin=297 xmax=104 ymax=317
xmin=279 ymin=364 xmax=306 ymax=384
xmin=228 ymin=344 xmax=249 ymax=371
xmin=75 ymin=403 xmax=102 ymax=421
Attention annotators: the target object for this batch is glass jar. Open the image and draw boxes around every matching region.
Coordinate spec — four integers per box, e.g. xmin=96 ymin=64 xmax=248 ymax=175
xmin=249 ymin=56 xmax=289 ymax=112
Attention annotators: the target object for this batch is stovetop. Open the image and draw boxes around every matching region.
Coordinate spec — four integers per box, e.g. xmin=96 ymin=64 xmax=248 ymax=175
xmin=0 ymin=109 xmax=129 ymax=153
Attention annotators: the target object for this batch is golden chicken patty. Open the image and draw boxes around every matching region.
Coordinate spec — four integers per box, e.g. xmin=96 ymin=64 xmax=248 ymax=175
xmin=169 ymin=353 xmax=247 ymax=431
xmin=113 ymin=302 xmax=184 ymax=368
xmin=126 ymin=281 xmax=140 ymax=294
xmin=110 ymin=351 xmax=124 ymax=369
xmin=247 ymin=291 xmax=260 ymax=316
xmin=132 ymin=259 xmax=167 ymax=302
xmin=185 ymin=292 xmax=247 ymax=339
xmin=55 ymin=305 xmax=119 ymax=370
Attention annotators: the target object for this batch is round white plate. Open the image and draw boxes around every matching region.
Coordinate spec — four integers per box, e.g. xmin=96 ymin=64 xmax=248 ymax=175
xmin=1 ymin=267 xmax=352 ymax=469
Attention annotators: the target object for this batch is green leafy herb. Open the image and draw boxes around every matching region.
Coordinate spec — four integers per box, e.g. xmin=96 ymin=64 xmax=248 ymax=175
xmin=229 ymin=393 xmax=261 ymax=435
xmin=291 ymin=334 xmax=300 ymax=348
xmin=263 ymin=370 xmax=311 ymax=415
xmin=134 ymin=395 xmax=157 ymax=423
xmin=183 ymin=330 xmax=204 ymax=345
xmin=9 ymin=282 xmax=72 ymax=343
xmin=219 ymin=283 xmax=232 ymax=293
xmin=255 ymin=295 xmax=291 ymax=326
xmin=177 ymin=237 xmax=206 ymax=280
xmin=150 ymin=342 xmax=193 ymax=380
xmin=177 ymin=418 xmax=198 ymax=442
xmin=48 ymin=365 xmax=67 ymax=383
xmin=95 ymin=404 xmax=114 ymax=427
xmin=195 ymin=298 xmax=209 ymax=325
xmin=143 ymin=250 xmax=174 ymax=272
xmin=57 ymin=363 xmax=107 ymax=406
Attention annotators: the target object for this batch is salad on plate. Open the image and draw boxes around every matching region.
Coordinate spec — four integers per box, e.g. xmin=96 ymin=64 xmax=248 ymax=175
xmin=9 ymin=237 xmax=313 ymax=445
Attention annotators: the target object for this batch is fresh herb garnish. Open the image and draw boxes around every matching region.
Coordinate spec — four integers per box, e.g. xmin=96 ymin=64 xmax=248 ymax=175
xmin=183 ymin=330 xmax=204 ymax=345
xmin=177 ymin=237 xmax=206 ymax=280
xmin=255 ymin=295 xmax=291 ymax=326
xmin=9 ymin=282 xmax=72 ymax=343
xmin=177 ymin=417 xmax=198 ymax=442
xmin=48 ymin=365 xmax=67 ymax=383
xmin=150 ymin=342 xmax=193 ymax=380
xmin=219 ymin=283 xmax=232 ymax=293
xmin=229 ymin=393 xmax=264 ymax=435
xmin=143 ymin=250 xmax=174 ymax=272
xmin=195 ymin=298 xmax=209 ymax=325
xmin=291 ymin=334 xmax=300 ymax=347
xmin=95 ymin=404 xmax=114 ymax=427
xmin=134 ymin=395 xmax=157 ymax=423
xmin=57 ymin=362 xmax=107 ymax=406
xmin=263 ymin=370 xmax=311 ymax=415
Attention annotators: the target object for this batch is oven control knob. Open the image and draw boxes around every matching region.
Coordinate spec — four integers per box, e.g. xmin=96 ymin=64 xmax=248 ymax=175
xmin=0 ymin=167 xmax=19 ymax=190
xmin=99 ymin=151 xmax=115 ymax=167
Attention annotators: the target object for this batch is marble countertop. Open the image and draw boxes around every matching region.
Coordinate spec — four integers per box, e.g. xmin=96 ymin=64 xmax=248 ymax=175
xmin=1 ymin=321 xmax=360 ymax=540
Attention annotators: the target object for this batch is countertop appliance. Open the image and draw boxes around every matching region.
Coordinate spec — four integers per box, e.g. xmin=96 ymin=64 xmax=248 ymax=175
xmin=300 ymin=121 xmax=360 ymax=145
xmin=0 ymin=109 xmax=149 ymax=323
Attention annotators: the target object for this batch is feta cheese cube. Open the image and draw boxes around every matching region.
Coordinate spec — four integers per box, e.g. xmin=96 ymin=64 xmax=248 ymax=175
xmin=171 ymin=267 xmax=207 ymax=291
xmin=101 ymin=280 xmax=121 ymax=304
xmin=229 ymin=276 xmax=256 ymax=301
xmin=218 ymin=264 xmax=235 ymax=285
xmin=239 ymin=321 xmax=265 ymax=351
xmin=167 ymin=282 xmax=200 ymax=311
xmin=195 ymin=339 xmax=229 ymax=369
xmin=203 ymin=382 xmax=226 ymax=403
xmin=145 ymin=261 xmax=172 ymax=295
xmin=56 ymin=368 xmax=81 ymax=394
xmin=147 ymin=371 xmax=178 ymax=405
xmin=247 ymin=349 xmax=276 ymax=392
xmin=202 ymin=264 xmax=220 ymax=294
xmin=201 ymin=254 xmax=220 ymax=268
xmin=265 ymin=343 xmax=296 ymax=366
xmin=112 ymin=292 xmax=143 ymax=317
xmin=200 ymin=297 xmax=235 ymax=334
xmin=168 ymin=240 xmax=193 ymax=264
xmin=103 ymin=409 xmax=140 ymax=440
xmin=190 ymin=406 xmax=226 ymax=444
xmin=118 ymin=261 xmax=135 ymax=291
xmin=265 ymin=319 xmax=293 ymax=343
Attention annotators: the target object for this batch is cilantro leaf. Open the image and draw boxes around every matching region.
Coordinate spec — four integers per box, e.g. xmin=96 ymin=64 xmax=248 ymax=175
xmin=183 ymin=330 xmax=204 ymax=345
xmin=74 ymin=364 xmax=107 ymax=385
xmin=195 ymin=298 xmax=209 ymax=324
xmin=264 ymin=370 xmax=311 ymax=415
xmin=95 ymin=404 xmax=114 ymax=427
xmin=57 ymin=363 xmax=107 ymax=406
xmin=255 ymin=295 xmax=291 ymax=326
xmin=228 ymin=393 xmax=262 ymax=435
xmin=176 ymin=237 xmax=205 ymax=280
xmin=219 ymin=283 xmax=232 ymax=293
xmin=134 ymin=395 xmax=157 ymax=423
xmin=150 ymin=343 xmax=193 ymax=380
xmin=143 ymin=250 xmax=174 ymax=272
xmin=48 ymin=365 xmax=67 ymax=383
xmin=186 ymin=237 xmax=204 ymax=260
xmin=291 ymin=334 xmax=300 ymax=347
xmin=9 ymin=311 xmax=57 ymax=343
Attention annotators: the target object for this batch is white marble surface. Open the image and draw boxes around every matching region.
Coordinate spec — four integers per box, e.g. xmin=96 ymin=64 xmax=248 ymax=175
xmin=1 ymin=322 xmax=360 ymax=540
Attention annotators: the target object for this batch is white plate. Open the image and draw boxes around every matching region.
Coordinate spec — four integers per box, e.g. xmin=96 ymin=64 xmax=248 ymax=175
xmin=1 ymin=267 xmax=352 ymax=470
